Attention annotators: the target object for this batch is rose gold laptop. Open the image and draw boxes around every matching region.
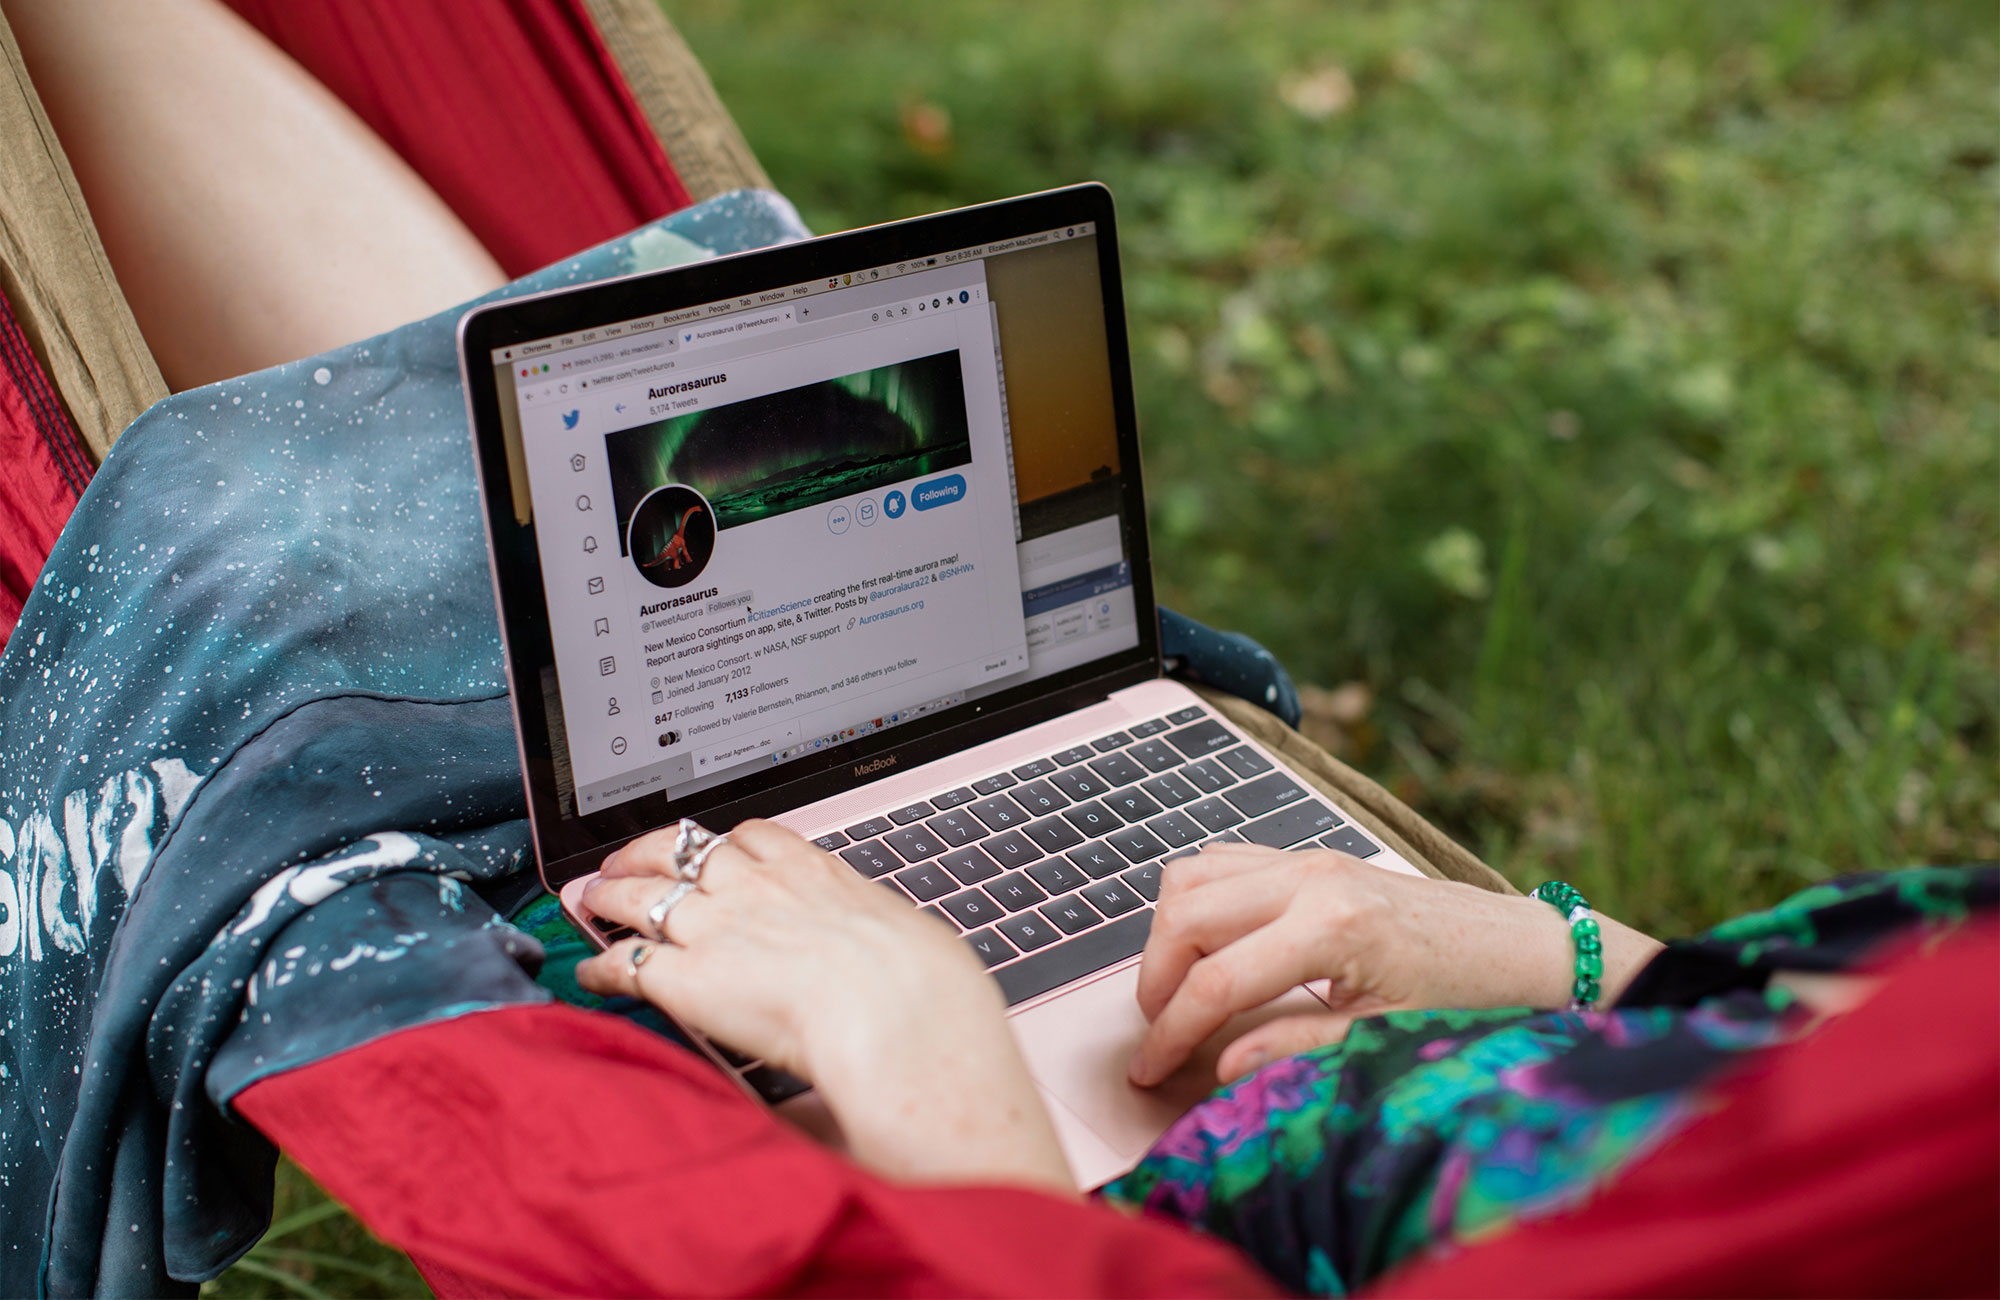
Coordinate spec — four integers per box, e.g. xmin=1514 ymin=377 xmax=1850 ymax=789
xmin=458 ymin=186 xmax=1423 ymax=1189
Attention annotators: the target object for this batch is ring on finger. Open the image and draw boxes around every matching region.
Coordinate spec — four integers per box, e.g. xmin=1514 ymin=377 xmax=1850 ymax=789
xmin=629 ymin=941 xmax=654 ymax=973
xmin=669 ymin=819 xmax=724 ymax=880
xmin=645 ymin=878 xmax=699 ymax=940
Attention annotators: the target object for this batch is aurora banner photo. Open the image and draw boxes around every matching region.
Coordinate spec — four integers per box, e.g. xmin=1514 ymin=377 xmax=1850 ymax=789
xmin=603 ymin=349 xmax=974 ymax=561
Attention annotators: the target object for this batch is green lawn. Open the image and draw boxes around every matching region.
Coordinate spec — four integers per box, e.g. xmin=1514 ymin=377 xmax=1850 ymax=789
xmin=205 ymin=1 xmax=1997 ymax=1293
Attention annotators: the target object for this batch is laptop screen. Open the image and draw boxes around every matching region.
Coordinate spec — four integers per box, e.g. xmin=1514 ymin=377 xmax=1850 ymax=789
xmin=486 ymin=217 xmax=1143 ymax=820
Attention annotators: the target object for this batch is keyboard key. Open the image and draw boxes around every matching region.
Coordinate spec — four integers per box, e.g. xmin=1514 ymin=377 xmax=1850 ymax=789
xmin=1129 ymin=717 xmax=1171 ymax=738
xmin=969 ymin=793 xmax=1030 ymax=831
xmin=1214 ymin=830 xmax=1247 ymax=843
xmin=1128 ymin=739 xmax=1182 ymax=773
xmin=931 ymin=786 xmax=977 ymax=810
xmin=965 ymin=927 xmax=1017 ymax=968
xmin=1039 ymin=892 xmax=1104 ymax=935
xmin=997 ymin=911 xmax=1061 ymax=953
xmin=1012 ymin=779 xmax=1069 ymax=815
xmin=1108 ymin=826 xmax=1168 ymax=864
xmin=843 ymin=816 xmax=894 ymax=840
xmin=1320 ymin=825 xmax=1381 ymax=859
xmin=995 ymin=910 xmax=1153 ymax=1005
xmin=1061 ymin=800 xmax=1122 ymax=838
xmin=942 ymin=888 xmax=1008 ymax=928
xmin=1081 ymin=878 xmax=1144 ymax=918
xmin=883 ymin=825 xmax=948 ymax=862
xmin=919 ymin=904 xmax=955 ymax=929
xmin=1145 ymin=810 xmax=1204 ymax=849
xmin=1184 ymin=796 xmax=1245 ymax=834
xmin=1052 ymin=745 xmax=1096 ymax=766
xmin=1027 ymin=857 xmax=1091 ymax=895
xmin=986 ymin=871 xmax=1050 ymax=911
xmin=889 ymin=802 xmax=933 ymax=825
xmin=1222 ymin=771 xmax=1310 ymax=819
xmin=879 ymin=877 xmax=914 ymax=903
xmin=1087 ymin=752 xmax=1148 ymax=787
xmin=939 ymin=845 xmax=1004 ymax=885
xmin=1216 ymin=746 xmax=1274 ymax=779
xmin=1166 ymin=705 xmax=1205 ymax=724
xmin=893 ymin=862 xmax=958 ymax=902
xmin=972 ymin=772 xmax=1017 ymax=795
xmin=925 ymin=809 xmax=989 ymax=846
xmin=983 ymin=829 xmax=1044 ymax=869
xmin=1140 ymin=771 xmax=1199 ymax=808
xmin=839 ymin=840 xmax=899 ymax=878
xmin=1180 ymin=758 xmax=1237 ymax=794
xmin=1011 ymin=757 xmax=1058 ymax=779
xmin=1104 ymin=788 xmax=1163 ymax=822
xmin=1241 ymin=800 xmax=1343 ymax=848
xmin=1022 ymin=815 xmax=1086 ymax=853
xmin=1119 ymin=862 xmax=1164 ymax=901
xmin=1091 ymin=731 xmax=1134 ymax=752
xmin=1065 ymin=842 xmax=1126 ymax=878
xmin=812 ymin=830 xmax=850 ymax=852
xmin=1049 ymin=768 xmax=1111 ymax=801
xmin=1166 ymin=718 xmax=1235 ymax=758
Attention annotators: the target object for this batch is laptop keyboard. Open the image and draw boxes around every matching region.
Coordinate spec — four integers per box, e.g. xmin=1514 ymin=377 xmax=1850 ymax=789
xmin=584 ymin=702 xmax=1380 ymax=1103
xmin=819 ymin=703 xmax=1379 ymax=1007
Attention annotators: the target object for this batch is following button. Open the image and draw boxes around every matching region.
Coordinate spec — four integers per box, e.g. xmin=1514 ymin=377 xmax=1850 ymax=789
xmin=912 ymin=473 xmax=966 ymax=511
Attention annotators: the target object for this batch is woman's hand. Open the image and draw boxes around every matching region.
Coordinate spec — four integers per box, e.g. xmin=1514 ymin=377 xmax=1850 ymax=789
xmin=1128 ymin=845 xmax=1662 ymax=1086
xmin=574 ymin=819 xmax=1072 ymax=1191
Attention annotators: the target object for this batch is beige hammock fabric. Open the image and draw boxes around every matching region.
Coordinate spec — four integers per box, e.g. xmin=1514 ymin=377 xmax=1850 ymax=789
xmin=0 ymin=1 xmax=1509 ymax=897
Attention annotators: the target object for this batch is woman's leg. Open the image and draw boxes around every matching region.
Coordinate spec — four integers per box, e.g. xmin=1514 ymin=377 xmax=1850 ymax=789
xmin=1 ymin=0 xmax=505 ymax=391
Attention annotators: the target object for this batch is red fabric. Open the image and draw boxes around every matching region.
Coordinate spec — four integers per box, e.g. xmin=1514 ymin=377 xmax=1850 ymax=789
xmin=0 ymin=293 xmax=90 ymax=647
xmin=235 ymin=1002 xmax=1283 ymax=1299
xmin=1368 ymin=920 xmax=2000 ymax=1298
xmin=221 ymin=0 xmax=693 ymax=278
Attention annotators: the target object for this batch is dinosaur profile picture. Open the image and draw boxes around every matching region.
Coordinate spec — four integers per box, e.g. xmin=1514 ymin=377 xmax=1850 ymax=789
xmin=626 ymin=484 xmax=717 ymax=589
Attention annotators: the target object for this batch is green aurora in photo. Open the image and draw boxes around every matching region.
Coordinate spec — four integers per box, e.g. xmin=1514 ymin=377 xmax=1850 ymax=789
xmin=605 ymin=349 xmax=972 ymax=550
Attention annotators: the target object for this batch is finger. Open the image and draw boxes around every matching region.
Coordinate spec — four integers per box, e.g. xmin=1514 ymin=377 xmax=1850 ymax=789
xmin=580 ymin=872 xmax=688 ymax=935
xmin=720 ymin=817 xmax=813 ymax=862
xmin=1214 ymin=1012 xmax=1359 ymax=1083
xmin=1155 ymin=842 xmax=1297 ymax=904
xmin=576 ymin=935 xmax=690 ymax=1003
xmin=1128 ymin=918 xmax=1316 ymax=1087
xmin=1136 ymin=859 xmax=1302 ymax=1019
xmin=596 ymin=820 xmax=725 ymax=879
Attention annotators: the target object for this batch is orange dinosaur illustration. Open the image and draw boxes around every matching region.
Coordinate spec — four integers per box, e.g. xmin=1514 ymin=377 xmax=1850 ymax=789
xmin=640 ymin=504 xmax=706 ymax=571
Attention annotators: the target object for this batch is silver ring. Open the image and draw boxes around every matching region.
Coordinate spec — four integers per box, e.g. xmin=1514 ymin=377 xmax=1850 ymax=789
xmin=644 ymin=878 xmax=699 ymax=939
xmin=629 ymin=941 xmax=654 ymax=971
xmin=669 ymin=819 xmax=721 ymax=880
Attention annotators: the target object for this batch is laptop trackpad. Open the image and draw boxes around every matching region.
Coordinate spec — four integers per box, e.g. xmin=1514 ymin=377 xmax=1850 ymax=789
xmin=1009 ymin=964 xmax=1330 ymax=1184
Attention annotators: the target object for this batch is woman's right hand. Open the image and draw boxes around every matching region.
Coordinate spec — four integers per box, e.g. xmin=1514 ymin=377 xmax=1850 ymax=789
xmin=1128 ymin=845 xmax=1662 ymax=1086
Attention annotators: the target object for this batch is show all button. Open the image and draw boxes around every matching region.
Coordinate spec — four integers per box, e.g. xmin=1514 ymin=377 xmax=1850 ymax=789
xmin=911 ymin=473 xmax=967 ymax=511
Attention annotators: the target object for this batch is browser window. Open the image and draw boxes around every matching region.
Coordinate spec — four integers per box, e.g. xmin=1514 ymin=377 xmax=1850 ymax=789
xmin=499 ymin=225 xmax=1140 ymax=814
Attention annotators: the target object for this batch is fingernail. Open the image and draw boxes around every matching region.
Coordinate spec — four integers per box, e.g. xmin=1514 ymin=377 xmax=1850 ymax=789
xmin=1126 ymin=1052 xmax=1150 ymax=1085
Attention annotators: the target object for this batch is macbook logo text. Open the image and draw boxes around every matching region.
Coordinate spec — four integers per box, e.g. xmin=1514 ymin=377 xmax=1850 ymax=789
xmin=852 ymin=755 xmax=898 ymax=778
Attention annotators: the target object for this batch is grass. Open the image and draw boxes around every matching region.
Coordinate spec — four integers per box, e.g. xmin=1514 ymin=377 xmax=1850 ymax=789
xmin=208 ymin=1 xmax=1997 ymax=1293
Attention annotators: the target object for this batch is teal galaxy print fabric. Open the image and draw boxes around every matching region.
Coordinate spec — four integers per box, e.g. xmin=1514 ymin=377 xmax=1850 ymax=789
xmin=0 ymin=192 xmax=811 ymax=1298
xmin=1100 ymin=866 xmax=1998 ymax=1297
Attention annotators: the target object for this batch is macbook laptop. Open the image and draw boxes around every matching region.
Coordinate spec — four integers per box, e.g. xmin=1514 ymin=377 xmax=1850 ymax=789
xmin=457 ymin=184 xmax=1423 ymax=1188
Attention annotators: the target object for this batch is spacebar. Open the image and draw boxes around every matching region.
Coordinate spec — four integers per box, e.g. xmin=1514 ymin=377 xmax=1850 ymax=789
xmin=995 ymin=911 xmax=1154 ymax=1006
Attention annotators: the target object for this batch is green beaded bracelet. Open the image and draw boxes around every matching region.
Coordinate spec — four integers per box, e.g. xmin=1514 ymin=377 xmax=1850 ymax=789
xmin=1531 ymin=880 xmax=1603 ymax=1009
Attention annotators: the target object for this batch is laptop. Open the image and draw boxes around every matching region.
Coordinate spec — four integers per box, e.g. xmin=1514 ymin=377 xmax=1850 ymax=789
xmin=457 ymin=184 xmax=1423 ymax=1188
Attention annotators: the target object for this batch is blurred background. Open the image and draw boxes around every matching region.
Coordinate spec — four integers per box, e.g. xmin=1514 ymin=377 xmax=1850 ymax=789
xmin=203 ymin=0 xmax=1997 ymax=1293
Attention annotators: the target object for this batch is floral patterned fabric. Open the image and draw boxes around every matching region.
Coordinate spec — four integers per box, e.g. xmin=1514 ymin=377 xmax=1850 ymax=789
xmin=1100 ymin=866 xmax=1999 ymax=1297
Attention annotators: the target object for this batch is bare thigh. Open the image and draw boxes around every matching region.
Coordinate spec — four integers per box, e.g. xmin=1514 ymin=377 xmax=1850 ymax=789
xmin=3 ymin=0 xmax=506 ymax=390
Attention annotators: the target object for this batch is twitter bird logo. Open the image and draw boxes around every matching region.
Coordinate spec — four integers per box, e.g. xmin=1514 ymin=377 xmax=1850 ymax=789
xmin=562 ymin=410 xmax=581 ymax=430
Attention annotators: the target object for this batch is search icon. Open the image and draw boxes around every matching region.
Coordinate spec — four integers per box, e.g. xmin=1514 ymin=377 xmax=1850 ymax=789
xmin=576 ymin=495 xmax=592 ymax=511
